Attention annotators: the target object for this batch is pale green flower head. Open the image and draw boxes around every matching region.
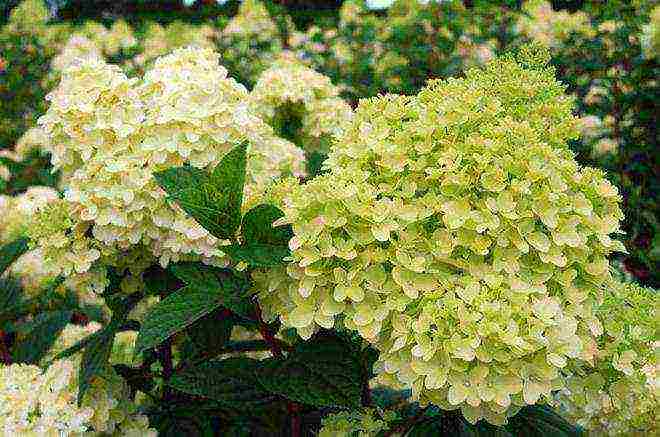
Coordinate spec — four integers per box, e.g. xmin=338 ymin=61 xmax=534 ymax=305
xmin=318 ymin=408 xmax=394 ymax=437
xmin=257 ymin=47 xmax=628 ymax=424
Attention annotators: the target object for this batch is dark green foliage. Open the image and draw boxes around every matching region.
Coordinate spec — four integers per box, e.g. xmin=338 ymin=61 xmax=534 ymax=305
xmin=135 ymin=262 xmax=252 ymax=355
xmin=168 ymin=357 xmax=275 ymax=407
xmin=258 ymin=332 xmax=363 ymax=409
xmin=405 ymin=405 xmax=584 ymax=437
xmin=0 ymin=237 xmax=29 ymax=276
xmin=11 ymin=309 xmax=71 ymax=363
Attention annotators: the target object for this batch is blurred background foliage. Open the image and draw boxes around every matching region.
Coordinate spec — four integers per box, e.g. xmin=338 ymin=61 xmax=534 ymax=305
xmin=0 ymin=0 xmax=657 ymax=288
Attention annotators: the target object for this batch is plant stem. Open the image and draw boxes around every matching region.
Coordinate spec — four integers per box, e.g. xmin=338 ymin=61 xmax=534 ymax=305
xmin=157 ymin=337 xmax=174 ymax=401
xmin=0 ymin=330 xmax=11 ymax=364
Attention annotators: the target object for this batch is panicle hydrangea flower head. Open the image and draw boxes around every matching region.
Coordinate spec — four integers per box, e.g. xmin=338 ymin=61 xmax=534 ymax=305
xmin=517 ymin=0 xmax=596 ymax=48
xmin=641 ymin=5 xmax=660 ymax=60
xmin=318 ymin=408 xmax=395 ymax=437
xmin=4 ymin=0 xmax=50 ymax=33
xmin=0 ymin=186 xmax=59 ymax=243
xmin=0 ymin=358 xmax=156 ymax=435
xmin=134 ymin=22 xmax=217 ymax=68
xmin=223 ymin=0 xmax=279 ymax=41
xmin=250 ymin=57 xmax=353 ymax=153
xmin=256 ymin=47 xmax=628 ymax=425
xmin=50 ymin=33 xmax=104 ymax=74
xmin=554 ymin=280 xmax=659 ymax=434
xmin=34 ymin=46 xmax=305 ymax=280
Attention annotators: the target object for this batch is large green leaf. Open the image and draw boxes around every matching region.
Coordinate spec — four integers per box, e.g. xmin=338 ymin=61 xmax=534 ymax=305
xmin=12 ymin=310 xmax=72 ymax=364
xmin=168 ymin=357 xmax=276 ymax=408
xmin=209 ymin=141 xmax=248 ymax=238
xmin=134 ymin=285 xmax=225 ymax=356
xmin=78 ymin=329 xmax=114 ymax=405
xmin=257 ymin=332 xmax=363 ymax=408
xmin=0 ymin=237 xmax=29 ymax=277
xmin=241 ymin=204 xmax=292 ymax=247
xmin=153 ymin=143 xmax=247 ymax=240
xmin=135 ymin=262 xmax=251 ymax=355
xmin=223 ymin=204 xmax=292 ymax=267
xmin=170 ymin=262 xmax=253 ymax=317
xmin=506 ymin=405 xmax=584 ymax=436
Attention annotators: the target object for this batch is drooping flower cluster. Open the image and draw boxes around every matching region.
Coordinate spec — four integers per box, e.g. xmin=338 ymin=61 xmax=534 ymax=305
xmin=250 ymin=57 xmax=353 ymax=153
xmin=318 ymin=408 xmax=396 ymax=437
xmin=516 ymin=0 xmax=595 ymax=48
xmin=256 ymin=48 xmax=630 ymax=424
xmin=554 ymin=280 xmax=658 ymax=435
xmin=0 ymin=358 xmax=156 ymax=436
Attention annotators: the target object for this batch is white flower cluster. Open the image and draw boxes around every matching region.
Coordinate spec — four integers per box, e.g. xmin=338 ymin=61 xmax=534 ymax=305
xmin=32 ymin=46 xmax=305 ymax=284
xmin=641 ymin=5 xmax=660 ymax=60
xmin=517 ymin=0 xmax=595 ymax=48
xmin=256 ymin=50 xmax=633 ymax=425
xmin=0 ymin=186 xmax=59 ymax=243
xmin=250 ymin=57 xmax=353 ymax=153
xmin=133 ymin=22 xmax=217 ymax=68
xmin=51 ymin=34 xmax=103 ymax=74
xmin=318 ymin=408 xmax=396 ymax=437
xmin=554 ymin=281 xmax=659 ymax=435
xmin=0 ymin=358 xmax=156 ymax=436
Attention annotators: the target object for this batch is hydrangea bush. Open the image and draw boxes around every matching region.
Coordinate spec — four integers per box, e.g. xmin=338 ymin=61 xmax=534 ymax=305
xmin=0 ymin=0 xmax=657 ymax=435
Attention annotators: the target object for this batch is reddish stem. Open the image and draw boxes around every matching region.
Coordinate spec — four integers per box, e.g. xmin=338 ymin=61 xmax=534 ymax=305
xmin=0 ymin=331 xmax=11 ymax=364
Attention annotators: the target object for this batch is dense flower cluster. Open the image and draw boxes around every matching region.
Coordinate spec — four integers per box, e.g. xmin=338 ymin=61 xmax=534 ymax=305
xmin=51 ymin=34 xmax=103 ymax=73
xmin=516 ymin=0 xmax=595 ymax=48
xmin=0 ymin=358 xmax=156 ymax=436
xmin=554 ymin=280 xmax=658 ymax=435
xmin=133 ymin=22 xmax=216 ymax=68
xmin=641 ymin=5 xmax=660 ymax=60
xmin=218 ymin=0 xmax=285 ymax=86
xmin=250 ymin=57 xmax=353 ymax=153
xmin=256 ymin=49 xmax=632 ymax=424
xmin=0 ymin=186 xmax=59 ymax=243
xmin=32 ymin=46 xmax=305 ymax=282
xmin=318 ymin=408 xmax=395 ymax=437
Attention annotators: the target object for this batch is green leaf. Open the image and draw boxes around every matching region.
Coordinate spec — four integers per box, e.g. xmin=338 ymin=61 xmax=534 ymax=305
xmin=506 ymin=405 xmax=585 ymax=436
xmin=134 ymin=285 xmax=224 ymax=356
xmin=0 ymin=237 xmax=29 ymax=277
xmin=241 ymin=204 xmax=292 ymax=246
xmin=0 ymin=276 xmax=23 ymax=314
xmin=186 ymin=308 xmax=234 ymax=357
xmin=168 ymin=357 xmax=275 ymax=407
xmin=153 ymin=142 xmax=247 ymax=240
xmin=142 ymin=264 xmax=184 ymax=297
xmin=12 ymin=310 xmax=72 ymax=364
xmin=210 ymin=141 xmax=248 ymax=238
xmin=224 ymin=204 xmax=292 ymax=267
xmin=170 ymin=262 xmax=253 ymax=318
xmin=78 ymin=330 xmax=114 ymax=405
xmin=257 ymin=331 xmax=363 ymax=408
